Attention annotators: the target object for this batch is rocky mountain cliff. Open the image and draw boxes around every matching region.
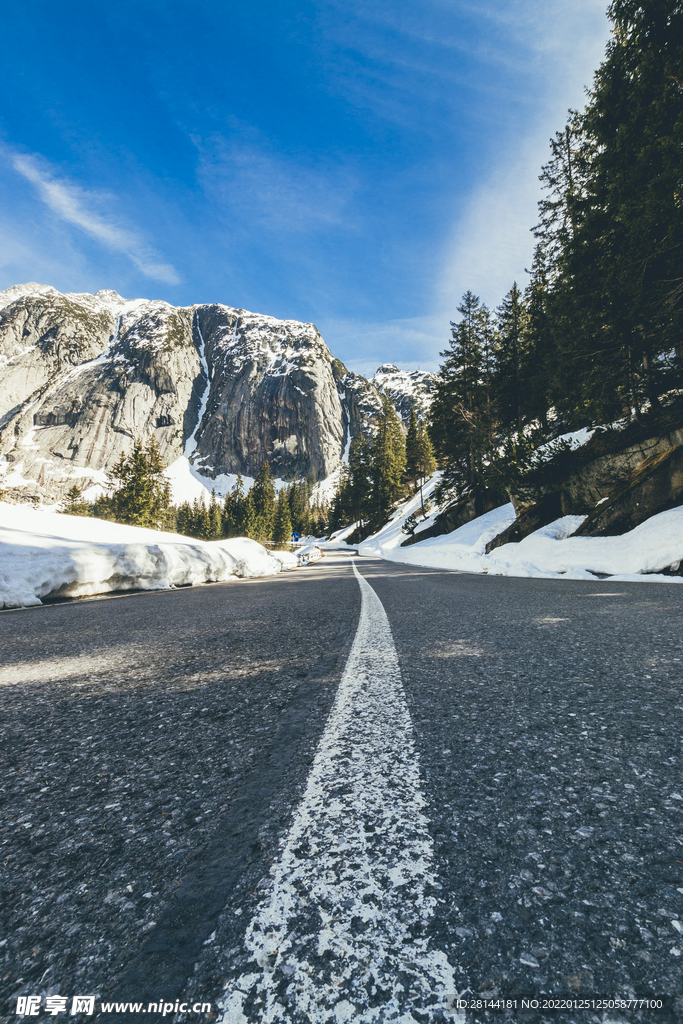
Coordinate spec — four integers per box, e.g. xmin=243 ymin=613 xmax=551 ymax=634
xmin=0 ymin=284 xmax=431 ymax=503
xmin=371 ymin=363 xmax=436 ymax=421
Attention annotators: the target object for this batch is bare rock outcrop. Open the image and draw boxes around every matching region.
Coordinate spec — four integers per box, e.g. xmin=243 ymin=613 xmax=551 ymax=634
xmin=574 ymin=442 xmax=683 ymax=537
xmin=0 ymin=288 xmax=123 ymax=430
xmin=493 ymin=416 xmax=683 ymax=547
xmin=193 ymin=306 xmax=345 ymax=481
xmin=331 ymin=359 xmax=384 ymax=450
xmin=0 ymin=299 xmax=200 ymax=500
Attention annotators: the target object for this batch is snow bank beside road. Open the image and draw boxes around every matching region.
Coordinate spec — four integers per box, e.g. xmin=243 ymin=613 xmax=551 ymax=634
xmin=296 ymin=543 xmax=322 ymax=564
xmin=0 ymin=503 xmax=297 ymax=609
xmin=358 ymin=483 xmax=683 ymax=582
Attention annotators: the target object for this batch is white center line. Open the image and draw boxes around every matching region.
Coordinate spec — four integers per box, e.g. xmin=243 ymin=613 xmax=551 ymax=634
xmin=220 ymin=559 xmax=463 ymax=1023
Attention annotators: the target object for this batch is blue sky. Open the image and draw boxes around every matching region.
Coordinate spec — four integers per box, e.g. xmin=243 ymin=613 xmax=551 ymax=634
xmin=0 ymin=0 xmax=610 ymax=374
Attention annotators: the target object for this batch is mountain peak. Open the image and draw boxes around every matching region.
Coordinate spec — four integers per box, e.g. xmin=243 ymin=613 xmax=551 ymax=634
xmin=0 ymin=282 xmax=59 ymax=310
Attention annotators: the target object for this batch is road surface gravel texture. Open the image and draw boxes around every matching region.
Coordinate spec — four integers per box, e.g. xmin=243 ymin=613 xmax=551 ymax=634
xmin=0 ymin=554 xmax=681 ymax=1024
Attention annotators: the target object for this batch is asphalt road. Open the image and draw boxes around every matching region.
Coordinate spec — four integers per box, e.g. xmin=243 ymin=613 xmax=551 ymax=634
xmin=1 ymin=556 xmax=682 ymax=1024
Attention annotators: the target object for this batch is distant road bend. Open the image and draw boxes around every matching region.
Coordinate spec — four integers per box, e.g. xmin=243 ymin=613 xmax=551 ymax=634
xmin=1 ymin=554 xmax=682 ymax=1023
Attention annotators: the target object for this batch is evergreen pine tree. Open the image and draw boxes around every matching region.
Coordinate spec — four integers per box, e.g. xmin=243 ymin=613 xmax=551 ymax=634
xmin=369 ymin=395 xmax=406 ymax=531
xmin=222 ymin=491 xmax=235 ymax=538
xmin=224 ymin=474 xmax=244 ymax=537
xmin=61 ymin=484 xmax=91 ymax=517
xmin=309 ymin=500 xmax=328 ymax=537
xmin=495 ymin=283 xmax=528 ymax=435
xmin=405 ymin=407 xmax=420 ymax=492
xmin=288 ymin=480 xmax=311 ymax=536
xmin=208 ymin=490 xmax=222 ymax=539
xmin=238 ymin=489 xmax=257 ymax=538
xmin=176 ymin=501 xmax=192 ymax=536
xmin=415 ymin=421 xmax=437 ymax=516
xmin=522 ymin=252 xmax=556 ymax=430
xmin=328 ymin=466 xmax=352 ymax=533
xmin=196 ymin=499 xmax=211 ymax=540
xmin=272 ymin=490 xmax=293 ymax=547
xmin=252 ymin=462 xmax=276 ymax=541
xmin=107 ymin=437 xmax=172 ymax=529
xmin=430 ymin=291 xmax=502 ymax=510
xmin=347 ymin=431 xmax=373 ymax=525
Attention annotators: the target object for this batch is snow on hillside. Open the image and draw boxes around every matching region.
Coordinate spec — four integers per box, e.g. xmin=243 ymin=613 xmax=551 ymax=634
xmin=163 ymin=457 xmax=247 ymax=505
xmin=163 ymin=457 xmax=294 ymax=506
xmin=0 ymin=502 xmax=297 ymax=609
xmin=358 ymin=480 xmax=683 ymax=582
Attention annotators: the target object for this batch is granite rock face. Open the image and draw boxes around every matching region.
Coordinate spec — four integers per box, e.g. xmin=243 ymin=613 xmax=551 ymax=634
xmin=0 ymin=286 xmax=123 ymax=432
xmin=0 ymin=285 xmax=433 ymax=503
xmin=574 ymin=442 xmax=683 ymax=537
xmin=192 ymin=306 xmax=346 ymax=481
xmin=332 ymin=359 xmax=384 ymax=450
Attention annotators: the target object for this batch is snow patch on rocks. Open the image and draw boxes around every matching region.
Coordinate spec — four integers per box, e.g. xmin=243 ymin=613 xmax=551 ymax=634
xmin=358 ymin=483 xmax=683 ymax=583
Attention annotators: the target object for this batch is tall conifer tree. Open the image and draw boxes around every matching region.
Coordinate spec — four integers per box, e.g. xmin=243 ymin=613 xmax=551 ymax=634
xmin=273 ymin=490 xmax=293 ymax=547
xmin=369 ymin=396 xmax=406 ymax=531
xmin=252 ymin=462 xmax=276 ymax=541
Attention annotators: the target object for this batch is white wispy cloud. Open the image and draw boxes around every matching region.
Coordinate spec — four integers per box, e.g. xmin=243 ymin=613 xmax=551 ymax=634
xmin=319 ymin=0 xmax=612 ymax=367
xmin=11 ymin=154 xmax=180 ymax=285
xmin=434 ymin=0 xmax=610 ymax=319
xmin=195 ymin=132 xmax=356 ymax=235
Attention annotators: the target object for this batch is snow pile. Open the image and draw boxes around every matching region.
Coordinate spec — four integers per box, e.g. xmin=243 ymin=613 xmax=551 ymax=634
xmin=296 ymin=543 xmax=322 ymax=564
xmin=0 ymin=503 xmax=297 ymax=609
xmin=531 ymin=426 xmax=596 ymax=465
xmin=358 ymin=481 xmax=683 ymax=583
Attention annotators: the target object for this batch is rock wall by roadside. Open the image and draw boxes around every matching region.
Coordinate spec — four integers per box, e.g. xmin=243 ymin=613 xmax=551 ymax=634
xmin=575 ymin=443 xmax=683 ymax=537
xmin=489 ymin=419 xmax=683 ymax=547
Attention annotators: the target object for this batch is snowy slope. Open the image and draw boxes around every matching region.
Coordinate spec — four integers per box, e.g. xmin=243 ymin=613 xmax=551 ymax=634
xmin=0 ymin=502 xmax=297 ymax=609
xmin=358 ymin=481 xmax=683 ymax=582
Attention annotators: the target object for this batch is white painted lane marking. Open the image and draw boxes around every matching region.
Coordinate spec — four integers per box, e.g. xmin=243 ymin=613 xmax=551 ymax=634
xmin=220 ymin=560 xmax=463 ymax=1023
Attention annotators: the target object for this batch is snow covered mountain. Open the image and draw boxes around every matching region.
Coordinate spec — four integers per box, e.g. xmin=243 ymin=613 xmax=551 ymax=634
xmin=0 ymin=284 xmax=433 ymax=504
xmin=371 ymin=363 xmax=436 ymax=421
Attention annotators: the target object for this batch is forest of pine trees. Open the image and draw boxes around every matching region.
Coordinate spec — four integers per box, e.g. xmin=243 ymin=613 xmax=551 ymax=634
xmin=327 ymin=396 xmax=435 ymax=538
xmin=430 ymin=0 xmax=683 ymax=508
xmin=61 ymin=447 xmax=329 ymax=546
xmin=175 ymin=464 xmax=329 ymax=545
